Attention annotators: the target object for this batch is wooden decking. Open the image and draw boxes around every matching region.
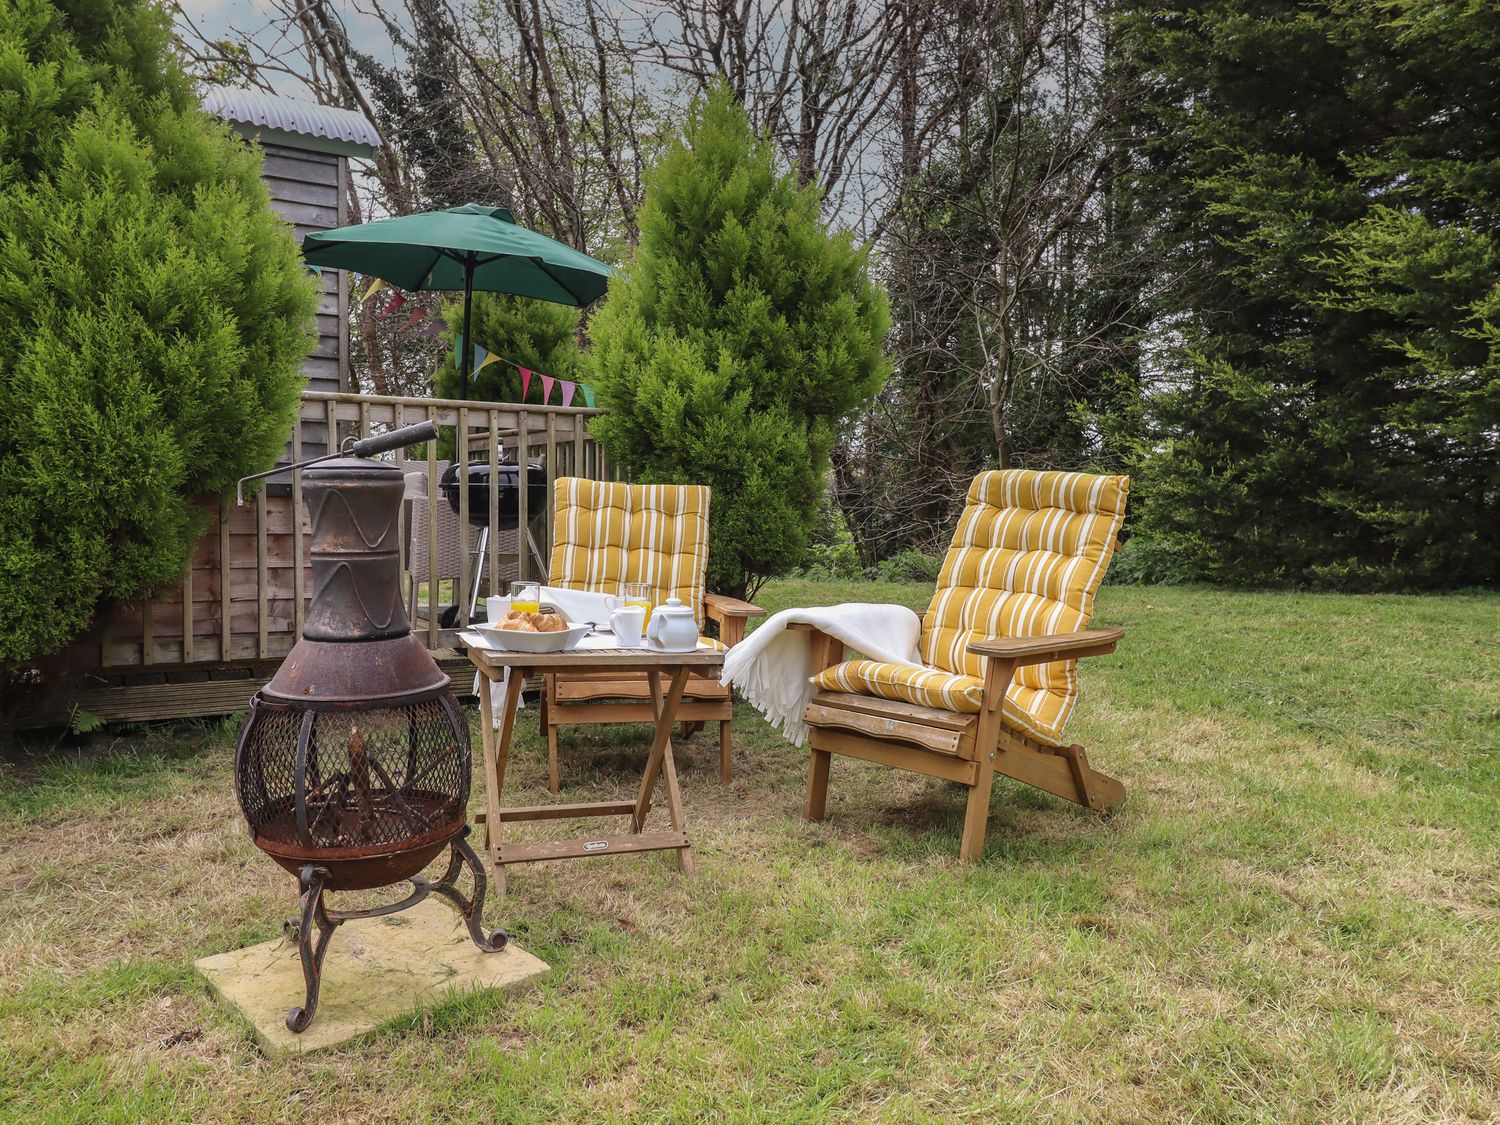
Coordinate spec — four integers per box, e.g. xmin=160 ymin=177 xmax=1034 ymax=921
xmin=9 ymin=651 xmax=481 ymax=730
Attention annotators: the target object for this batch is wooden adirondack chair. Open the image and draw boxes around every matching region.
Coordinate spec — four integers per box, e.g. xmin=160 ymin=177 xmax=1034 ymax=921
xmin=539 ymin=477 xmax=764 ymax=792
xmin=800 ymin=468 xmax=1129 ymax=861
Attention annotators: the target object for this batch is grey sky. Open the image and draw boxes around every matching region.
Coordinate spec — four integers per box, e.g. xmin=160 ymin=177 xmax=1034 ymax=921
xmin=177 ymin=0 xmax=399 ymax=97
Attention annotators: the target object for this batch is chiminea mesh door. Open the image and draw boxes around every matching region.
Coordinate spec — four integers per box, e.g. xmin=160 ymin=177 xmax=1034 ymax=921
xmin=236 ymin=694 xmax=470 ymax=889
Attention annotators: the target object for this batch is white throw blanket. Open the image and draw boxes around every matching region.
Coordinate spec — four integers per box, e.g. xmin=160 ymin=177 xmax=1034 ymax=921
xmin=719 ymin=603 xmax=923 ymax=746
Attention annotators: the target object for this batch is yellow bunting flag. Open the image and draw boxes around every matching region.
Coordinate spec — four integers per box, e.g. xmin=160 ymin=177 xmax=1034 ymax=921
xmin=361 ymin=278 xmax=387 ymax=302
xmin=475 ymin=352 xmax=506 ymax=373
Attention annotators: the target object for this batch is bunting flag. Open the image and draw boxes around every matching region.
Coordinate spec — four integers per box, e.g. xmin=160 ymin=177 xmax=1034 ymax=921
xmin=560 ymin=380 xmax=576 ymax=408
xmin=476 ymin=352 xmax=506 ymax=373
xmin=419 ymin=318 xmax=445 ymax=338
xmin=400 ymin=308 xmax=429 ymax=330
xmin=379 ymin=292 xmax=407 ymax=316
xmin=362 ymin=278 xmax=387 ymax=302
xmin=581 ymin=384 xmax=596 ymax=408
xmin=519 ymin=366 xmax=533 ymax=400
xmin=540 ymin=374 xmax=555 ymax=404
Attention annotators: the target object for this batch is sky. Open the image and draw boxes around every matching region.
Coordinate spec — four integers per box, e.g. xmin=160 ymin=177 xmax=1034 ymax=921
xmin=176 ymin=0 xmax=399 ymax=97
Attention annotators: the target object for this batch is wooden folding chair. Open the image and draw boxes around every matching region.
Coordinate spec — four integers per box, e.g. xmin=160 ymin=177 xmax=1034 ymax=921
xmin=800 ymin=468 xmax=1129 ymax=861
xmin=539 ymin=477 xmax=764 ymax=792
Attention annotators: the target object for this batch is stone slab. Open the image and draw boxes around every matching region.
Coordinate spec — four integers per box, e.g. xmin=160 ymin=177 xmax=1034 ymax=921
xmin=195 ymin=899 xmax=548 ymax=1057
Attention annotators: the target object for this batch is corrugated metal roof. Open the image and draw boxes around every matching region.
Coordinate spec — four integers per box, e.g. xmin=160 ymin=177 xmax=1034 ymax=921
xmin=201 ymin=87 xmax=381 ymax=157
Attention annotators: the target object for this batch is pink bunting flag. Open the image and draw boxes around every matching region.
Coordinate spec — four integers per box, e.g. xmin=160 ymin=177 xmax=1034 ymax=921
xmin=540 ymin=374 xmax=555 ymax=404
xmin=519 ymin=367 xmax=533 ymax=400
xmin=419 ymin=318 xmax=444 ymax=338
xmin=399 ymin=308 xmax=428 ymax=330
xmin=560 ymin=380 xmax=576 ymax=408
xmin=379 ymin=292 xmax=407 ymax=316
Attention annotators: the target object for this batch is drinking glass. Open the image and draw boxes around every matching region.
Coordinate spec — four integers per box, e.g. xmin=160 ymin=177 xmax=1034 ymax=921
xmin=622 ymin=581 xmax=652 ymax=616
xmin=510 ymin=580 xmax=541 ymax=614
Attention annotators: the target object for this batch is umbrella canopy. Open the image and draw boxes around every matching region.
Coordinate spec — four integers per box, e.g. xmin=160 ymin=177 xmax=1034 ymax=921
xmin=301 ymin=203 xmax=613 ymax=395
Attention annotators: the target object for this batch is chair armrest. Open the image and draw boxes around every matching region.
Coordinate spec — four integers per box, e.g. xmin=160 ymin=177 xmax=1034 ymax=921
xmin=704 ymin=592 xmax=767 ymax=622
xmin=782 ymin=622 xmax=847 ymax=671
xmin=704 ymin=592 xmax=766 ymax=648
xmin=967 ymin=628 xmax=1124 ymax=667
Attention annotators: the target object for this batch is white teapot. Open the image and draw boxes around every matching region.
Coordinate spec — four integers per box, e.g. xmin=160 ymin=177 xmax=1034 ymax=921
xmin=645 ymin=597 xmax=699 ymax=653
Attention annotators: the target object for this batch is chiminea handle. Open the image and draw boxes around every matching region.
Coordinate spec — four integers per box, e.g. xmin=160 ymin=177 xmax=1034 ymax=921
xmin=235 ymin=420 xmax=441 ymax=504
xmin=349 ymin=420 xmax=438 ymax=457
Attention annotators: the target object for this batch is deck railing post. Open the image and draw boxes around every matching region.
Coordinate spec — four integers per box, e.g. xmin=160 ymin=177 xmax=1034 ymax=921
xmin=487 ymin=408 xmax=499 ymax=604
xmin=394 ymin=402 xmax=406 ymax=603
xmin=545 ymin=411 xmax=557 ymax=567
xmin=219 ymin=495 xmax=231 ymax=662
xmin=292 ymin=416 xmax=306 ymax=637
xmin=517 ymin=409 xmax=530 ymax=582
xmin=457 ymin=406 xmax=469 ymax=628
xmin=426 ymin=405 xmax=439 ymax=648
xmin=256 ymin=486 xmax=269 ymax=658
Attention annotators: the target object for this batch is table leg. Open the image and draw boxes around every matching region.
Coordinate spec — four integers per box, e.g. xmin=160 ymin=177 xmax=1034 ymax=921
xmin=481 ymin=666 xmax=525 ymax=898
xmin=632 ymin=667 xmax=690 ymax=833
xmin=650 ymin=672 xmax=695 ymax=876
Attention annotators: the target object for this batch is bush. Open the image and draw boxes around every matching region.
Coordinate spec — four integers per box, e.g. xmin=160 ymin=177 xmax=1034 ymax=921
xmin=0 ymin=0 xmax=318 ymax=666
xmin=873 ymin=549 xmax=944 ymax=585
xmin=588 ymin=85 xmax=890 ymax=597
xmin=433 ymin=291 xmax=585 ymax=405
xmin=788 ymin=490 xmax=864 ymax=580
xmin=432 ymin=291 xmax=584 ymax=458
xmin=1103 ymin=533 xmax=1202 ymax=587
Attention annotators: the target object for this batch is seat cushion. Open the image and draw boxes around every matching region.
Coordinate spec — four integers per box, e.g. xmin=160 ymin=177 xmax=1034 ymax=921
xmin=549 ymin=477 xmax=711 ymax=622
xmin=920 ymin=469 xmax=1128 ymax=740
xmin=810 ymin=659 xmax=1066 ymax=746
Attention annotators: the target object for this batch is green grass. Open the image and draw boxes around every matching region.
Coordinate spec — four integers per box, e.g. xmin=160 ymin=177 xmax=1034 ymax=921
xmin=1 ymin=582 xmax=1496 ymax=1122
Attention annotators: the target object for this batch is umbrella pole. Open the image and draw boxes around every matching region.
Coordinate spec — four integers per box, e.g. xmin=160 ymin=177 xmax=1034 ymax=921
xmin=460 ymin=263 xmax=475 ymax=400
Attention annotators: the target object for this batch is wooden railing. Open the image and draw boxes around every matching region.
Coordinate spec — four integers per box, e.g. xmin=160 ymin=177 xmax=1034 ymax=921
xmin=74 ymin=390 xmax=609 ymax=672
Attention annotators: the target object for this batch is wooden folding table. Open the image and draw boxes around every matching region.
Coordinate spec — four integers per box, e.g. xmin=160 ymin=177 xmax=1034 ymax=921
xmin=468 ymin=642 xmax=725 ymax=895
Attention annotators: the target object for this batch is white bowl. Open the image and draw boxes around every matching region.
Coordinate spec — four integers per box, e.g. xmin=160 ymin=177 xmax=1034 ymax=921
xmin=471 ymin=622 xmax=591 ymax=653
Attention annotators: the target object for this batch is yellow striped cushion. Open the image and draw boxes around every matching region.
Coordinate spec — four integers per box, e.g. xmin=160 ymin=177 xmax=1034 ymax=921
xmin=810 ymin=659 xmax=1063 ymax=745
xmin=548 ymin=477 xmax=711 ymax=624
xmin=919 ymin=468 xmax=1129 ymax=740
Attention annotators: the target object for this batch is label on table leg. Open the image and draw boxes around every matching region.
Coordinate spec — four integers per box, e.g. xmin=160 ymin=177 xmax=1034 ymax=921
xmin=583 ymin=840 xmax=610 ymax=852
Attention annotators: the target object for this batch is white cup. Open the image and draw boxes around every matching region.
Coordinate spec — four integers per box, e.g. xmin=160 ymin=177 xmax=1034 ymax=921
xmin=485 ymin=595 xmax=510 ymax=624
xmin=610 ymin=604 xmax=647 ymax=648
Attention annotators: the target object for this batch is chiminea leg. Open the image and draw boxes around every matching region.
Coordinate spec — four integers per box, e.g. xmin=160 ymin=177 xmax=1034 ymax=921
xmin=430 ymin=827 xmax=508 ymax=953
xmin=286 ymin=864 xmax=340 ymax=1033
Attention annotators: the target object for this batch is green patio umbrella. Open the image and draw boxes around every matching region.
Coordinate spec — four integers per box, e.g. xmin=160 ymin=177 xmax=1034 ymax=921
xmin=301 ymin=203 xmax=613 ymax=397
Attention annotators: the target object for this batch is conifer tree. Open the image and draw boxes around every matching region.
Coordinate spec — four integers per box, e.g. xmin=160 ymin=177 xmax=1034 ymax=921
xmin=433 ymin=293 xmax=585 ymax=406
xmin=0 ymin=0 xmax=318 ymax=665
xmin=589 ymin=86 xmax=890 ymax=596
xmin=1120 ymin=0 xmax=1499 ymax=588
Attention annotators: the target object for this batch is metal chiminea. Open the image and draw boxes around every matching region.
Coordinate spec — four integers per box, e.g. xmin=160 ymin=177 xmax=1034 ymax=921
xmin=234 ymin=421 xmax=504 ymax=1033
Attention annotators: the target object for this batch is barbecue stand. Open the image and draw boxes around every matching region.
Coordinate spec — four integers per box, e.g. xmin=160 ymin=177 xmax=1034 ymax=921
xmin=234 ymin=421 xmax=506 ymax=1034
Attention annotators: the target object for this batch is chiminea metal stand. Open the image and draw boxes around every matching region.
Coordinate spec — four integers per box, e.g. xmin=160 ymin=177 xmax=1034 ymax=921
xmin=235 ymin=422 xmax=505 ymax=1034
xmin=284 ymin=828 xmax=500 ymax=1033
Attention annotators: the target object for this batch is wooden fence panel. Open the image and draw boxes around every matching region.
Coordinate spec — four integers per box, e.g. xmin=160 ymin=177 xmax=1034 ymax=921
xmin=63 ymin=389 xmax=605 ymax=674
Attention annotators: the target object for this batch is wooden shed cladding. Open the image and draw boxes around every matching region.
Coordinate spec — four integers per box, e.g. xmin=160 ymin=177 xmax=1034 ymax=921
xmin=260 ymin=142 xmax=349 ymax=405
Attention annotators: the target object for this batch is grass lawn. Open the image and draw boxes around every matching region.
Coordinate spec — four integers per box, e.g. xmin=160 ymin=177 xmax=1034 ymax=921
xmin=1 ymin=581 xmax=1497 ymax=1122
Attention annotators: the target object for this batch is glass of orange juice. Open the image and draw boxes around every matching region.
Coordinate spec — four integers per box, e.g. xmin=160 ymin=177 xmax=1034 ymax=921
xmin=510 ymin=580 xmax=541 ymax=614
xmin=622 ymin=581 xmax=652 ymax=616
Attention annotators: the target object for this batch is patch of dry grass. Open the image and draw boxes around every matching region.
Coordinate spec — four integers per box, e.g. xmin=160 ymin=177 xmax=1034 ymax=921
xmin=1 ymin=582 xmax=1497 ymax=1122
